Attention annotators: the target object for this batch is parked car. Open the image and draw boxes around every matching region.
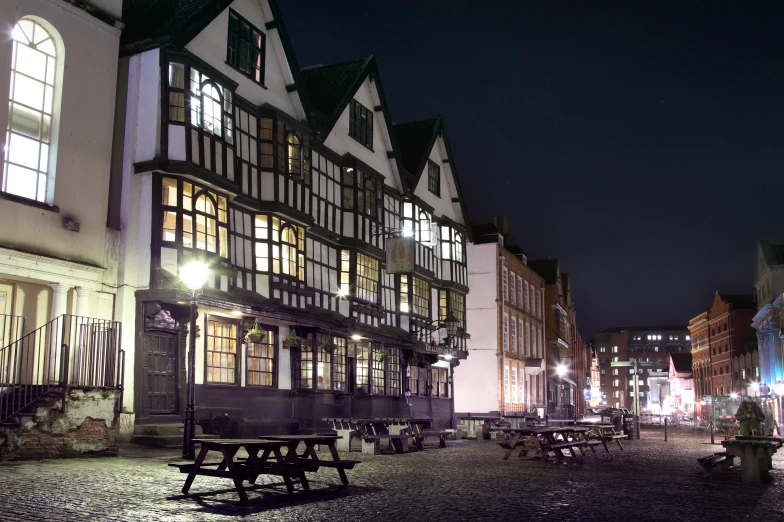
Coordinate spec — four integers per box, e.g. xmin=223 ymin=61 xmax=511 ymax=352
xmin=577 ymin=408 xmax=621 ymax=424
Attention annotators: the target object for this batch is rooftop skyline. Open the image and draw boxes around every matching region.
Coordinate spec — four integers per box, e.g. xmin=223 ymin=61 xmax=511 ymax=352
xmin=280 ymin=0 xmax=784 ymax=337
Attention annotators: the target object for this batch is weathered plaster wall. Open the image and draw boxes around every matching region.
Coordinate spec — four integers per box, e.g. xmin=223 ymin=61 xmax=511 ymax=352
xmin=0 ymin=388 xmax=120 ymax=460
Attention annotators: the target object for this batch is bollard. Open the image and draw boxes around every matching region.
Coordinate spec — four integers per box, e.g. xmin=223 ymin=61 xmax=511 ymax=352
xmin=710 ymin=420 xmax=714 ymax=445
xmin=664 ymin=417 xmax=668 ymax=441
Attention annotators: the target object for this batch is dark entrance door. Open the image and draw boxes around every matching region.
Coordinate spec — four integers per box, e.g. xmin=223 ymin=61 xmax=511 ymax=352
xmin=143 ymin=332 xmax=178 ymax=414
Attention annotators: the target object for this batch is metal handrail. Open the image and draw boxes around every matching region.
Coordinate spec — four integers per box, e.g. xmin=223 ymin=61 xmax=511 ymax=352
xmin=0 ymin=315 xmax=123 ymax=423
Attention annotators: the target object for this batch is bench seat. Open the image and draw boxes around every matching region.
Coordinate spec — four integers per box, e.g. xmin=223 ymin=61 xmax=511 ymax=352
xmin=415 ymin=430 xmax=450 ymax=448
xmin=296 ymin=458 xmax=360 ymax=470
xmin=362 ymin=434 xmax=409 ymax=455
xmin=168 ymin=460 xmax=224 ymax=473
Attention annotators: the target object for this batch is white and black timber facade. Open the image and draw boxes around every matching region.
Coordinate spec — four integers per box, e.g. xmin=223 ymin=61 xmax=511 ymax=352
xmin=112 ymin=0 xmax=472 ymax=436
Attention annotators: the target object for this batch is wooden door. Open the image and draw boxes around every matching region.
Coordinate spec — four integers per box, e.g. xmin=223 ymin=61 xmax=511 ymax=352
xmin=143 ymin=332 xmax=178 ymax=414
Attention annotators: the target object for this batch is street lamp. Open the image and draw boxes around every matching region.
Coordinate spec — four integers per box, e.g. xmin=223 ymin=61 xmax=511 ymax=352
xmin=750 ymin=382 xmax=760 ymax=397
xmin=180 ymin=261 xmax=209 ymax=459
xmin=556 ymin=364 xmax=567 ymax=377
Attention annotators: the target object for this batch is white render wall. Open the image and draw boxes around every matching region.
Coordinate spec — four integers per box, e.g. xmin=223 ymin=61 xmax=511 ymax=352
xmin=455 ymin=242 xmax=499 ymax=413
xmin=185 ymin=0 xmax=306 ymax=121
xmin=0 ymin=1 xmax=121 ymax=270
xmin=414 ymin=138 xmax=464 ymax=224
xmin=324 ymin=77 xmax=398 ymax=190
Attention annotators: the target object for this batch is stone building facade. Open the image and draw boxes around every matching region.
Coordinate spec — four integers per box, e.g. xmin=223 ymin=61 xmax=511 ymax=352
xmin=706 ymin=291 xmax=757 ymax=396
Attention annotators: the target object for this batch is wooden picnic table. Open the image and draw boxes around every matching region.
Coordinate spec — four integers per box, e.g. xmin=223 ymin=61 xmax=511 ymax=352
xmin=497 ymin=426 xmax=601 ymax=461
xmin=579 ymin=423 xmax=627 ymax=452
xmin=722 ymin=437 xmax=781 ymax=484
xmin=170 ymin=438 xmax=319 ymax=502
xmin=322 ymin=417 xmax=412 ymax=454
xmin=258 ymin=434 xmax=359 ymax=485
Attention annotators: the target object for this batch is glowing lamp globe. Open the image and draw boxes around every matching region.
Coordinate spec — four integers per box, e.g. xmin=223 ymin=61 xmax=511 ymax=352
xmin=773 ymin=382 xmax=784 ymax=397
xmin=180 ymin=262 xmax=209 ymax=291
xmin=556 ymin=364 xmax=567 ymax=377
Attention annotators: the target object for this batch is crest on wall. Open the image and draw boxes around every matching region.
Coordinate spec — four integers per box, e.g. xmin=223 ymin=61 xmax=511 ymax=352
xmin=145 ymin=306 xmax=180 ymax=332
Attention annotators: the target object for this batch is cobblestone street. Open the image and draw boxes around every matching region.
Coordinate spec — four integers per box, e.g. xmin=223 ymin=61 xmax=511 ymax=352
xmin=1 ymin=432 xmax=783 ymax=522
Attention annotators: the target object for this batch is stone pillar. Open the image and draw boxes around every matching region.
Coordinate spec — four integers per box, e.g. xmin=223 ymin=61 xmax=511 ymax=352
xmin=48 ymin=283 xmax=72 ymax=382
xmin=75 ymin=287 xmax=92 ymax=318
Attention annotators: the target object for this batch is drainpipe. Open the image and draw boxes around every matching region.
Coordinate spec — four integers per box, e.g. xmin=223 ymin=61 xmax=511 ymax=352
xmin=500 ymin=253 xmax=506 ymax=418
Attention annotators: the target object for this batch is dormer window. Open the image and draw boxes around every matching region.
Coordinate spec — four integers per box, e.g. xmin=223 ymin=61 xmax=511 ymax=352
xmin=427 ymin=160 xmax=440 ymax=196
xmin=227 ymin=10 xmax=266 ymax=85
xmin=349 ymin=99 xmax=373 ymax=149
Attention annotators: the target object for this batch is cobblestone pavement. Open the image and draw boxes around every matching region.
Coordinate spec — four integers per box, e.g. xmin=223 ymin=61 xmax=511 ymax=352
xmin=1 ymin=432 xmax=783 ymax=522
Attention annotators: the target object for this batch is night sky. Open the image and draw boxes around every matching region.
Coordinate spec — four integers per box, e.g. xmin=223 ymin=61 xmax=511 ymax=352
xmin=279 ymin=1 xmax=784 ymax=337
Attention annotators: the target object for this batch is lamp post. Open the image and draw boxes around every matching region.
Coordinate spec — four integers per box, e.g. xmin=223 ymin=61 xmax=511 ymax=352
xmin=180 ymin=261 xmax=209 ymax=460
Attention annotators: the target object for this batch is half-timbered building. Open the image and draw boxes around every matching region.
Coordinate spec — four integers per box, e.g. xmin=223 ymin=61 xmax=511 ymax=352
xmin=114 ymin=0 xmax=471 ymax=440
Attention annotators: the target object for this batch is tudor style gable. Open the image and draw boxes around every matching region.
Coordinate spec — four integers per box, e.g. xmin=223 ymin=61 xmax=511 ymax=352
xmin=299 ymin=56 xmax=404 ymax=192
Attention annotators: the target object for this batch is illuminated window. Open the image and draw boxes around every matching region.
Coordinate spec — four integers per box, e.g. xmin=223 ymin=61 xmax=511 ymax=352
xmin=432 ymin=367 xmax=448 ymax=398
xmin=411 ymin=276 xmax=430 ymax=317
xmin=286 ymin=132 xmax=301 ymax=177
xmin=4 ymin=19 xmax=59 ymax=203
xmin=189 ymin=67 xmax=233 ymax=144
xmin=356 ymin=252 xmax=379 ymax=303
xmin=161 ymin=177 xmax=228 ymax=258
xmin=246 ymin=326 xmax=275 ymax=386
xmin=339 ymin=249 xmax=350 ymax=296
xmin=418 ymin=210 xmax=431 ymax=244
xmin=206 ymin=318 xmax=237 ymax=384
xmin=168 ymin=63 xmax=185 ymax=122
xmin=400 ymin=275 xmax=410 ymax=313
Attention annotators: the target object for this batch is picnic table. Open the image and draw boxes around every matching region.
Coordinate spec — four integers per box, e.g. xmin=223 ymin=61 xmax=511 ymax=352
xmin=497 ymin=426 xmax=602 ymax=461
xmin=259 ymin=434 xmax=360 ymax=485
xmin=721 ymin=436 xmax=782 ymax=484
xmin=579 ymin=423 xmax=628 ymax=451
xmin=323 ymin=417 xmax=411 ymax=454
xmin=458 ymin=415 xmax=502 ymax=439
xmin=169 ymin=438 xmax=319 ymax=502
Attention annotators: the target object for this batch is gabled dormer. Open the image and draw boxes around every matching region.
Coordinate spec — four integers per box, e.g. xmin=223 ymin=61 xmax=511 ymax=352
xmin=298 ymin=56 xmax=404 ymax=192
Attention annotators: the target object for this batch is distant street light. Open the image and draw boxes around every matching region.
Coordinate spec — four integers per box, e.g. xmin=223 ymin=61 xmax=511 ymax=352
xmin=730 ymin=392 xmax=738 ymax=399
xmin=180 ymin=261 xmax=209 ymax=460
xmin=556 ymin=364 xmax=567 ymax=377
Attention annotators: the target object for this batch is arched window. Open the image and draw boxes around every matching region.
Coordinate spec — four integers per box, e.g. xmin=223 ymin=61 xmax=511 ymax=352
xmin=194 ymin=191 xmax=218 ymax=253
xmin=280 ymin=224 xmax=298 ymax=277
xmin=200 ymin=81 xmax=223 ymax=137
xmin=418 ymin=210 xmax=431 ymax=244
xmin=363 ymin=177 xmax=377 ymax=219
xmin=4 ymin=19 xmax=59 ymax=203
xmin=286 ymin=132 xmax=301 ymax=176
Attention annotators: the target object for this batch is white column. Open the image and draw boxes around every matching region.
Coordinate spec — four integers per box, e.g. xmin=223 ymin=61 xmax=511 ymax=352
xmin=49 ymin=283 xmax=71 ymax=321
xmin=75 ymin=287 xmax=92 ymax=318
xmin=48 ymin=283 xmax=72 ymax=381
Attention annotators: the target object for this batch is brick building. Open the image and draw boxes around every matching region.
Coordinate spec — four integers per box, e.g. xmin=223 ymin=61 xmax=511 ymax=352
xmin=595 ymin=326 xmax=691 ymax=412
xmin=706 ymin=291 xmax=757 ymax=396
xmin=688 ymin=312 xmax=711 ymax=399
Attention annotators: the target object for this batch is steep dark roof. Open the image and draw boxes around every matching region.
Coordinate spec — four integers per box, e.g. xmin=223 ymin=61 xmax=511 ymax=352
xmin=670 ymin=353 xmax=693 ymax=373
xmin=718 ymin=292 xmax=756 ymax=310
xmin=299 ymin=58 xmax=371 ymax=134
xmin=598 ymin=325 xmax=689 ymax=334
xmin=121 ymin=0 xmax=234 ymax=55
xmin=528 ymin=259 xmax=559 ymax=285
xmin=394 ymin=118 xmax=440 ymax=179
xmin=760 ymin=240 xmax=784 ymax=267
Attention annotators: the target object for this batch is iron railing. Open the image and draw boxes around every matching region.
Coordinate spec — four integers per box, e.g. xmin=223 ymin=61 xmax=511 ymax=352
xmin=0 ymin=313 xmax=25 ymax=351
xmin=0 ymin=315 xmax=123 ymax=423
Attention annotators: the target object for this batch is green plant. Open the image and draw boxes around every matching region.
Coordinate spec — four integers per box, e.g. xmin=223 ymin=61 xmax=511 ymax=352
xmin=320 ymin=337 xmax=338 ymax=353
xmin=245 ymin=322 xmax=266 ymax=344
xmin=406 ymin=353 xmax=419 ymax=367
xmin=284 ymin=328 xmax=305 ymax=347
xmin=376 ymin=348 xmax=391 ymax=361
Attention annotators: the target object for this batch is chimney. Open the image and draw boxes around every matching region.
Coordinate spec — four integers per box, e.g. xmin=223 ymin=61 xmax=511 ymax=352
xmin=493 ymin=216 xmax=509 ymax=237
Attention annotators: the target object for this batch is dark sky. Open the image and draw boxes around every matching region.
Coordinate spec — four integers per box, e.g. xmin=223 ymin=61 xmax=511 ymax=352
xmin=279 ymin=1 xmax=784 ymax=337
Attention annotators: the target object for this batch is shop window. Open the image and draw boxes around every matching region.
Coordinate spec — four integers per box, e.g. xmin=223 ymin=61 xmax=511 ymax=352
xmin=160 ymin=177 xmax=228 ymax=258
xmin=246 ymin=326 xmax=275 ymax=386
xmin=206 ymin=318 xmax=237 ymax=384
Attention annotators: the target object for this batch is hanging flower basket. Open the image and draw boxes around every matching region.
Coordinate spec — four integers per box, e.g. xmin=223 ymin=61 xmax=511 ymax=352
xmin=375 ymin=348 xmax=391 ymax=362
xmin=284 ymin=329 xmax=305 ymax=348
xmin=244 ymin=322 xmax=266 ymax=344
xmin=320 ymin=338 xmax=338 ymax=354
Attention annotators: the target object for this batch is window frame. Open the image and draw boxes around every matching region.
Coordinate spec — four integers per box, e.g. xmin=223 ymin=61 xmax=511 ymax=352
xmin=205 ymin=316 xmax=239 ymax=385
xmin=355 ymin=251 xmax=380 ymax=304
xmin=427 ymin=159 xmax=440 ymax=196
xmin=4 ymin=19 xmax=60 ymax=205
xmin=245 ymin=324 xmax=277 ymax=387
xmin=187 ymin=66 xmax=235 ymax=145
xmin=226 ymin=9 xmax=266 ymax=86
xmin=349 ymin=99 xmax=373 ymax=149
